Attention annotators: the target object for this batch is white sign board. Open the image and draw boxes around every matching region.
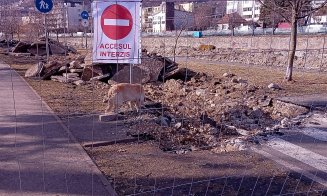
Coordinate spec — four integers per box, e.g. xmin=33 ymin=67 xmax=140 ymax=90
xmin=92 ymin=0 xmax=141 ymax=64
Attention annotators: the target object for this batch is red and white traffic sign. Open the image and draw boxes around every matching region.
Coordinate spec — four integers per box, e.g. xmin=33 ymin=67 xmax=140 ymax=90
xmin=101 ymin=4 xmax=133 ymax=40
xmin=93 ymin=0 xmax=141 ymax=64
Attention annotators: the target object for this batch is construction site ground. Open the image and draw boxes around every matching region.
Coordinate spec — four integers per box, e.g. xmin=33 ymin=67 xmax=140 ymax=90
xmin=2 ymin=52 xmax=327 ymax=195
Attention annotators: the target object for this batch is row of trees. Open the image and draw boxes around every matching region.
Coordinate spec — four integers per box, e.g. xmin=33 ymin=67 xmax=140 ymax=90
xmin=0 ymin=1 xmax=89 ymax=42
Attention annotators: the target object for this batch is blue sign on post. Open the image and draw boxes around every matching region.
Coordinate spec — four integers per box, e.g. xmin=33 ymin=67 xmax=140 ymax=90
xmin=81 ymin=11 xmax=89 ymax=19
xmin=35 ymin=0 xmax=53 ymax=13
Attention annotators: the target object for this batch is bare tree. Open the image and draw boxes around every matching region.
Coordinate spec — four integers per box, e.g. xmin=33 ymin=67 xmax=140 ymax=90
xmin=47 ymin=3 xmax=66 ymax=41
xmin=259 ymin=1 xmax=288 ymax=34
xmin=257 ymin=0 xmax=327 ymax=81
xmin=0 ymin=2 xmax=21 ymax=41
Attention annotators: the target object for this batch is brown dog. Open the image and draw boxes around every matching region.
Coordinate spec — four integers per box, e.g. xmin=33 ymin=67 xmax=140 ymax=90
xmin=103 ymin=83 xmax=145 ymax=113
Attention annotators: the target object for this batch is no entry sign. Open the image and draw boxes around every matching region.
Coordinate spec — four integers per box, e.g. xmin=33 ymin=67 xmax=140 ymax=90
xmin=93 ymin=0 xmax=141 ymax=64
xmin=101 ymin=4 xmax=133 ymax=40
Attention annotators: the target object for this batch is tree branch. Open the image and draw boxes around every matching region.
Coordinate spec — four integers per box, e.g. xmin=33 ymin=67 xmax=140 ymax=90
xmin=257 ymin=0 xmax=291 ymax=23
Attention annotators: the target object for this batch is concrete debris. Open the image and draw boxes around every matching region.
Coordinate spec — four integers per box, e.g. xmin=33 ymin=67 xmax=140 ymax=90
xmin=25 ymin=62 xmax=44 ymax=78
xmin=11 ymin=39 xmax=76 ymax=56
xmin=268 ymin=83 xmax=281 ymax=90
xmin=42 ymin=61 xmax=63 ymax=80
xmin=124 ymin=70 xmax=307 ymax=154
xmin=69 ymin=61 xmax=82 ymax=69
xmin=81 ymin=65 xmax=103 ymax=81
xmin=223 ymin=73 xmax=234 ymax=78
xmin=69 ymin=69 xmax=84 ymax=73
xmin=50 ymin=75 xmax=80 ymax=83
xmin=273 ymin=100 xmax=309 ymax=118
xmin=62 ymin=73 xmax=79 ymax=78
xmin=73 ymin=80 xmax=86 ymax=86
xmin=109 ymin=66 xmax=151 ymax=84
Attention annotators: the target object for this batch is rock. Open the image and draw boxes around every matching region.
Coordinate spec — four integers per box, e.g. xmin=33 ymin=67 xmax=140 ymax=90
xmin=69 ymin=61 xmax=82 ymax=69
xmin=260 ymin=98 xmax=272 ymax=107
xmin=237 ymin=78 xmax=248 ymax=83
xmin=70 ymin=69 xmax=84 ymax=73
xmin=236 ymin=128 xmax=250 ymax=136
xmin=81 ymin=65 xmax=103 ymax=81
xmin=280 ymin=117 xmax=290 ymax=128
xmin=158 ymin=116 xmax=170 ymax=127
xmin=175 ymin=149 xmax=188 ymax=154
xmin=42 ymin=61 xmax=63 ymax=80
xmin=73 ymin=80 xmax=86 ymax=86
xmin=174 ymin=122 xmax=182 ymax=129
xmin=273 ymin=100 xmax=309 ymax=118
xmin=268 ymin=83 xmax=281 ymax=90
xmin=109 ymin=66 xmax=150 ymax=84
xmin=49 ymin=43 xmax=66 ymax=55
xmin=58 ymin=66 xmax=68 ymax=74
xmin=9 ymin=53 xmax=31 ymax=57
xmin=62 ymin=73 xmax=79 ymax=78
xmin=67 ymin=46 xmax=77 ymax=54
xmin=195 ymin=89 xmax=206 ymax=96
xmin=99 ymin=113 xmax=122 ymax=121
xmin=50 ymin=75 xmax=80 ymax=83
xmin=90 ymin=74 xmax=111 ymax=83
xmin=223 ymin=73 xmax=234 ymax=78
xmin=25 ymin=62 xmax=44 ymax=78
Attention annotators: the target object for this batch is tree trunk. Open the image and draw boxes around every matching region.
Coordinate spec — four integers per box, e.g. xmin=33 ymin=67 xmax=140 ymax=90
xmin=285 ymin=12 xmax=298 ymax=81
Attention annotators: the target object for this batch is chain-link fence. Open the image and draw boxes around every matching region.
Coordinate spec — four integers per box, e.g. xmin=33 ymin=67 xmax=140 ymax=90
xmin=0 ymin=0 xmax=327 ymax=195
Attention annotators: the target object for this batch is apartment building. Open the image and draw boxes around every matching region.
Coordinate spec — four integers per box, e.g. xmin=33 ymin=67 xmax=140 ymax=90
xmin=226 ymin=0 xmax=261 ymax=22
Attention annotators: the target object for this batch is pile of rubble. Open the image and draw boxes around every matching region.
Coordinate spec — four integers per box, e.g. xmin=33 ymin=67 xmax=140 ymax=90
xmin=24 ymin=49 xmax=179 ymax=85
xmin=11 ymin=38 xmax=77 ymax=56
xmin=0 ymin=39 xmax=19 ymax=48
xmin=126 ymin=72 xmax=309 ymax=153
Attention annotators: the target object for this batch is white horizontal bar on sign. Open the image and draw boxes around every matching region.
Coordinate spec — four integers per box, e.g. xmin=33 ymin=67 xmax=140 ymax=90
xmin=104 ymin=19 xmax=129 ymax=26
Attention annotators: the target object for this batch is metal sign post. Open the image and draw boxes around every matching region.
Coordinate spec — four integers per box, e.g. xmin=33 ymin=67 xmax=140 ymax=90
xmin=35 ymin=0 xmax=53 ymax=62
xmin=81 ymin=9 xmax=89 ymax=49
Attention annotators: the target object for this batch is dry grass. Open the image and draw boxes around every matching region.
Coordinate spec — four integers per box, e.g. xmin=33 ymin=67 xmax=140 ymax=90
xmin=181 ymin=61 xmax=327 ymax=96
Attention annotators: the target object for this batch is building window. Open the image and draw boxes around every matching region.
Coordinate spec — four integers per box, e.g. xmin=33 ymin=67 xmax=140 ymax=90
xmin=243 ymin=7 xmax=252 ymax=11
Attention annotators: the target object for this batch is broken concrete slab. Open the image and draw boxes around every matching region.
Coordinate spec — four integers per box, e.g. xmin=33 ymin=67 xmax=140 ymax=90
xmin=69 ymin=61 xmax=82 ymax=69
xmin=273 ymin=100 xmax=309 ymax=118
xmin=42 ymin=61 xmax=63 ymax=80
xmin=109 ymin=66 xmax=150 ymax=84
xmin=81 ymin=65 xmax=103 ymax=81
xmin=70 ymin=69 xmax=84 ymax=73
xmin=49 ymin=43 xmax=66 ymax=55
xmin=25 ymin=62 xmax=44 ymax=78
xmin=63 ymin=73 xmax=79 ymax=78
xmin=73 ymin=80 xmax=86 ymax=86
xmin=99 ymin=113 xmax=123 ymax=122
xmin=12 ymin=41 xmax=31 ymax=53
xmin=51 ymin=75 xmax=80 ymax=83
xmin=90 ymin=73 xmax=111 ymax=83
xmin=277 ymin=94 xmax=327 ymax=110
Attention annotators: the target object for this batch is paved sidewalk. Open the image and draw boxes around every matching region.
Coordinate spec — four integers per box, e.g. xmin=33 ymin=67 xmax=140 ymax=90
xmin=0 ymin=62 xmax=115 ymax=195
